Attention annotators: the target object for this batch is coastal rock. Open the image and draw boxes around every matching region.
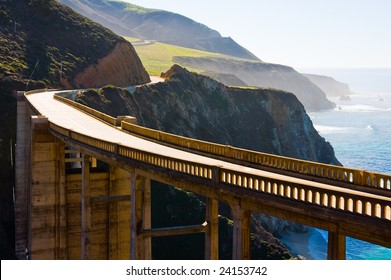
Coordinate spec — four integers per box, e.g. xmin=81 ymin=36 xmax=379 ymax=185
xmin=81 ymin=64 xmax=340 ymax=164
xmin=339 ymin=95 xmax=352 ymax=101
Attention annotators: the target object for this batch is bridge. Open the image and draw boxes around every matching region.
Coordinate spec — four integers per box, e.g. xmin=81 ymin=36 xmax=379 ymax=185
xmin=15 ymin=89 xmax=391 ymax=260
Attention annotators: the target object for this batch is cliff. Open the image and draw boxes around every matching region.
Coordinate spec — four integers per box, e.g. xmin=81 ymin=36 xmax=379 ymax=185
xmin=73 ymin=42 xmax=150 ymax=88
xmin=174 ymin=57 xmax=336 ymax=111
xmin=77 ymin=65 xmax=341 ymax=259
xmin=59 ymin=0 xmax=260 ymax=60
xmin=303 ymin=73 xmax=354 ymax=97
xmin=81 ymin=65 xmax=339 ymax=163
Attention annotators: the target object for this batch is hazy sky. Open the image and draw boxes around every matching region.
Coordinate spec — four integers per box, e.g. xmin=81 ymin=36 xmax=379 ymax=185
xmin=122 ymin=0 xmax=391 ymax=69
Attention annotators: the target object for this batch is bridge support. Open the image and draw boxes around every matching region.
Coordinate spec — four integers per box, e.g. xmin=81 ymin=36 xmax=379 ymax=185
xmin=108 ymin=167 xmax=131 ymax=259
xmin=81 ymin=154 xmax=91 ymax=260
xmin=130 ymin=174 xmax=151 ymax=260
xmin=21 ymin=115 xmax=67 ymax=259
xmin=15 ymin=91 xmax=30 ymax=259
xmin=231 ymin=203 xmax=251 ymax=260
xmin=205 ymin=198 xmax=219 ymax=260
xmin=327 ymin=230 xmax=346 ymax=260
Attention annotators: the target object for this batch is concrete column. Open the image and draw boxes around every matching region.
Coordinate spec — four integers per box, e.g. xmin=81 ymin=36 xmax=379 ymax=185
xmin=25 ymin=116 xmax=66 ymax=259
xmin=81 ymin=154 xmax=91 ymax=259
xmin=205 ymin=198 xmax=219 ymax=260
xmin=130 ymin=174 xmax=151 ymax=260
xmin=231 ymin=203 xmax=251 ymax=260
xmin=108 ymin=167 xmax=131 ymax=260
xmin=142 ymin=178 xmax=152 ymax=260
xmin=15 ymin=91 xmax=30 ymax=259
xmin=327 ymin=231 xmax=346 ymax=260
xmin=55 ymin=140 xmax=67 ymax=259
xmin=130 ymin=173 xmax=139 ymax=260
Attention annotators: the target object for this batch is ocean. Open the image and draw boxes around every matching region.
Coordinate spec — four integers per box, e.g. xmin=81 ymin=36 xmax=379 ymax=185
xmin=304 ymin=68 xmax=391 ymax=260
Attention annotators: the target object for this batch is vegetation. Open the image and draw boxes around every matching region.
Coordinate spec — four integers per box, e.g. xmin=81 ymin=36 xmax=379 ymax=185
xmin=0 ymin=0 xmax=122 ymax=86
xmin=126 ymin=37 xmax=249 ymax=76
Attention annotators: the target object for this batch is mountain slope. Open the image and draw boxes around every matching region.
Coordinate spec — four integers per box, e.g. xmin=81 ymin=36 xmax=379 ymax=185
xmin=0 ymin=0 xmax=150 ymax=88
xmin=59 ymin=0 xmax=260 ymax=60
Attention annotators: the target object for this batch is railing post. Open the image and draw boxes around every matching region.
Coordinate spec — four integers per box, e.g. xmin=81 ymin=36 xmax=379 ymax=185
xmin=81 ymin=154 xmax=91 ymax=260
xmin=205 ymin=198 xmax=219 ymax=260
xmin=327 ymin=230 xmax=346 ymax=260
xmin=231 ymin=201 xmax=251 ymax=260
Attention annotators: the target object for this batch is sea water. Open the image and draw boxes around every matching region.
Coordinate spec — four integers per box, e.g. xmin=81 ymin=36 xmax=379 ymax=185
xmin=305 ymin=68 xmax=391 ymax=260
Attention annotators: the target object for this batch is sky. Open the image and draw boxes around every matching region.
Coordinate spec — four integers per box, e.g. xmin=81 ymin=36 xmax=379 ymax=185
xmin=122 ymin=0 xmax=391 ymax=70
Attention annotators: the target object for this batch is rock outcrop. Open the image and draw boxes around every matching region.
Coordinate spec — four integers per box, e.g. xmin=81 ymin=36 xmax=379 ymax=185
xmin=82 ymin=64 xmax=340 ymax=164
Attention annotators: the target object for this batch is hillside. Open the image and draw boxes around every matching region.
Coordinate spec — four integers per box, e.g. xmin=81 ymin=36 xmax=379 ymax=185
xmin=59 ymin=0 xmax=260 ymax=60
xmin=76 ymin=65 xmax=340 ymax=259
xmin=174 ymin=56 xmax=336 ymax=111
xmin=127 ymin=38 xmax=247 ymax=76
xmin=0 ymin=0 xmax=150 ymax=259
xmin=129 ymin=39 xmax=335 ymax=111
xmin=0 ymin=0 xmax=149 ymax=88
xmin=303 ymin=73 xmax=354 ymax=97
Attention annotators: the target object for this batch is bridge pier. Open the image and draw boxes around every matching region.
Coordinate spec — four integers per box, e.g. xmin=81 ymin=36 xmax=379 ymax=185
xmin=19 ymin=115 xmax=67 ymax=259
xmin=15 ymin=91 xmax=30 ymax=259
xmin=108 ymin=167 xmax=131 ymax=259
xmin=205 ymin=198 xmax=219 ymax=260
xmin=130 ymin=173 xmax=151 ymax=260
xmin=231 ymin=202 xmax=251 ymax=260
xmin=327 ymin=230 xmax=346 ymax=260
xmin=81 ymin=154 xmax=91 ymax=259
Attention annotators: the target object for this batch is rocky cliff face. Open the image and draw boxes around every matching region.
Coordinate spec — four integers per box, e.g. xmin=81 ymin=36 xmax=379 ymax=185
xmin=72 ymin=42 xmax=150 ymax=88
xmin=174 ymin=57 xmax=336 ymax=111
xmin=78 ymin=65 xmax=341 ymax=259
xmin=82 ymin=65 xmax=339 ymax=164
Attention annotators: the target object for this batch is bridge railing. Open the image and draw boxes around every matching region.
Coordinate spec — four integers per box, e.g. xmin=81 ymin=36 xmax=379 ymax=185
xmin=50 ymin=90 xmax=391 ymax=192
xmin=49 ymin=121 xmax=391 ymax=221
xmin=53 ymin=94 xmax=118 ymax=126
xmin=121 ymin=121 xmax=391 ymax=192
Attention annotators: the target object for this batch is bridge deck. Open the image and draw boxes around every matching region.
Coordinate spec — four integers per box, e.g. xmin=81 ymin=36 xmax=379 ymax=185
xmin=26 ymin=91 xmax=391 ymax=203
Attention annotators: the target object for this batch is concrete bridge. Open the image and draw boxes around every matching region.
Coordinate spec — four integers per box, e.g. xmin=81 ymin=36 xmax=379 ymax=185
xmin=15 ymin=89 xmax=391 ymax=260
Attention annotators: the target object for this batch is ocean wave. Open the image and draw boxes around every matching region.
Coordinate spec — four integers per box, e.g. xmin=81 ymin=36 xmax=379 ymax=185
xmin=336 ymin=104 xmax=391 ymax=112
xmin=315 ymin=125 xmax=354 ymax=134
xmin=315 ymin=124 xmax=375 ymax=134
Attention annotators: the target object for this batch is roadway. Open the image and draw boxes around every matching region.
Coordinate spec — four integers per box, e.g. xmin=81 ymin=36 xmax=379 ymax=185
xmin=25 ymin=90 xmax=391 ymax=203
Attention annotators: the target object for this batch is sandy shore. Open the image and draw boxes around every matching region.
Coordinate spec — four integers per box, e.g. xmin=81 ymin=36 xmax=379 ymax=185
xmin=278 ymin=228 xmax=318 ymax=260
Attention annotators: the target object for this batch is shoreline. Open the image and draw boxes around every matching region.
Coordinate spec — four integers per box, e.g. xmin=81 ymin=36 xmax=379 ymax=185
xmin=279 ymin=227 xmax=327 ymax=260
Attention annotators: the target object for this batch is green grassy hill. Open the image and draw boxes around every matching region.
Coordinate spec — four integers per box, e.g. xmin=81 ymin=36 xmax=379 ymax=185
xmin=127 ymin=37 xmax=252 ymax=76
